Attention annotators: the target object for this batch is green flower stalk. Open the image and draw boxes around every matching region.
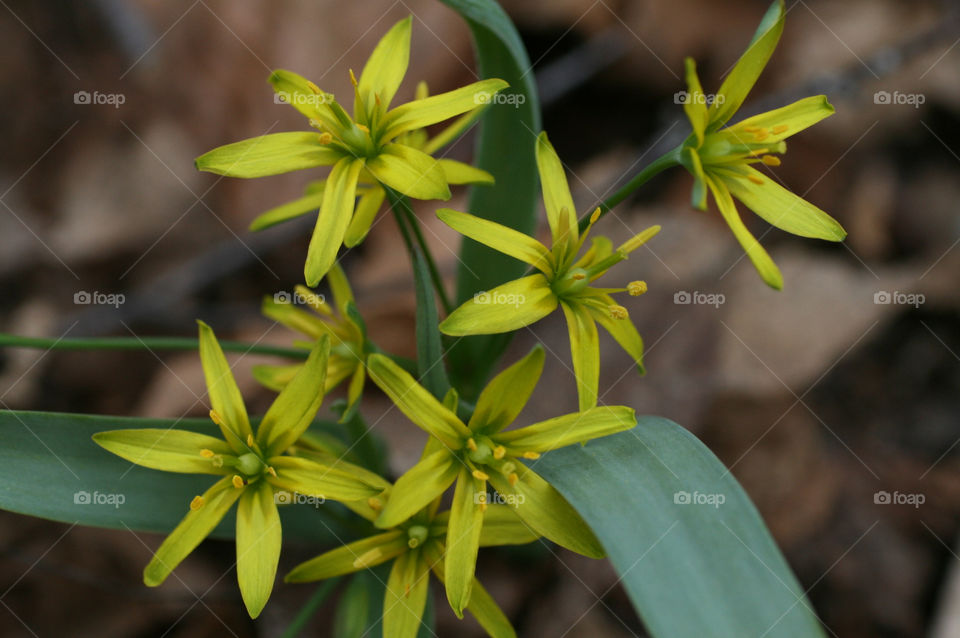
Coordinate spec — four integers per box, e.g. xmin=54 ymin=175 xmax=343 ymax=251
xmin=676 ymin=0 xmax=845 ymax=289
xmin=366 ymin=345 xmax=636 ymax=615
xmin=286 ymin=496 xmax=533 ymax=638
xmin=92 ymin=322 xmax=387 ymax=618
xmin=253 ymin=264 xmax=369 ymax=418
xmin=438 ymin=131 xmax=658 ymax=410
xmin=195 ymin=16 xmax=508 ymax=286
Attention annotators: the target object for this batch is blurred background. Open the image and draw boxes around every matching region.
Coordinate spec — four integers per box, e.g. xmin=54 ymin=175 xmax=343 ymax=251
xmin=1 ymin=0 xmax=959 ymax=636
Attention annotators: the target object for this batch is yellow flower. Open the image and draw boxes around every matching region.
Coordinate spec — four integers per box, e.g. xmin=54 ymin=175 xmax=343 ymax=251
xmin=195 ymin=16 xmax=507 ymax=286
xmin=438 ymin=132 xmax=658 ymax=410
xmin=678 ymin=0 xmax=845 ymax=289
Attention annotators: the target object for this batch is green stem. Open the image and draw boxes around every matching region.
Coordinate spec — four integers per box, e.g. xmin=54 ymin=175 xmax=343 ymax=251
xmin=0 ymin=334 xmax=309 ymax=359
xmin=580 ymin=149 xmax=680 ymax=232
xmin=385 ymin=188 xmax=454 ymax=314
xmin=279 ymin=578 xmax=340 ymax=638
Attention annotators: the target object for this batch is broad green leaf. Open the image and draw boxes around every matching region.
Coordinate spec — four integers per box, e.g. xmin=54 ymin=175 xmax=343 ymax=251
xmin=534 ymin=417 xmax=827 ymax=638
xmin=0 ymin=410 xmax=347 ymax=543
xmin=441 ymin=0 xmax=542 ymax=400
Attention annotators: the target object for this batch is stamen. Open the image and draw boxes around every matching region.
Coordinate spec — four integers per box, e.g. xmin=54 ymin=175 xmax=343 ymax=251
xmin=508 ymin=472 xmax=519 ymax=486
xmin=353 ymin=547 xmax=382 ymax=568
xmin=772 ymin=125 xmax=788 ymax=134
xmin=246 ymin=434 xmax=255 ymax=447
xmin=609 ymin=304 xmax=629 ymax=320
xmin=743 ymin=126 xmax=761 ymax=133
xmin=619 ymin=225 xmax=661 ymax=254
xmin=747 ymin=174 xmax=764 ymax=185
xmin=522 ymin=451 xmax=540 ymax=460
xmin=753 ymin=129 xmax=770 ymax=142
xmin=305 ymin=80 xmax=321 ymax=95
xmin=232 ymin=475 xmax=245 ymax=489
xmin=266 ymin=466 xmax=277 ymax=477
xmin=367 ymin=496 xmax=383 ymax=511
xmin=589 ymin=207 xmax=601 ymax=225
xmin=356 ymin=124 xmax=370 ymax=133
xmin=348 ymin=69 xmax=358 ymax=87
xmin=493 ymin=445 xmax=506 ymax=460
xmin=212 ymin=455 xmax=224 ymax=468
xmin=472 ymin=469 xmax=490 ymax=481
xmin=466 ymin=437 xmax=478 ymax=452
xmin=627 ymin=281 xmax=648 ymax=296
xmin=317 ymin=132 xmax=333 ymax=144
xmin=761 ymin=155 xmax=781 ymax=166
xmin=209 ymin=410 xmax=225 ymax=426
xmin=501 ymin=462 xmax=516 ymax=474
xmin=200 ymin=449 xmax=215 ymax=458
xmin=374 ymin=93 xmax=381 ymax=106
xmin=190 ymin=495 xmax=205 ymax=511
xmin=571 ymin=272 xmax=586 ymax=281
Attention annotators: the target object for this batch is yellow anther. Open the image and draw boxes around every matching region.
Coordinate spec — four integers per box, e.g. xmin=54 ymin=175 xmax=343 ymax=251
xmin=405 ymin=584 xmax=412 ymax=598
xmin=375 ymin=93 xmax=381 ymax=106
xmin=501 ymin=461 xmax=516 ymax=474
xmin=609 ymin=304 xmax=629 ymax=320
xmin=190 ymin=495 xmax=205 ymax=511
xmin=317 ymin=132 xmax=333 ymax=144
xmin=209 ymin=409 xmax=224 ymax=426
xmin=472 ymin=469 xmax=490 ymax=481
xmin=753 ymin=129 xmax=770 ymax=141
xmin=352 ymin=547 xmax=382 ymax=569
xmin=200 ymin=449 xmax=215 ymax=458
xmin=493 ymin=445 xmax=506 ymax=460
xmin=743 ymin=126 xmax=761 ymax=133
xmin=246 ymin=434 xmax=255 ymax=447
xmin=761 ymin=155 xmax=781 ymax=166
xmin=367 ymin=496 xmax=383 ymax=511
xmin=772 ymin=124 xmax=788 ymax=134
xmin=232 ymin=475 xmax=244 ymax=489
xmin=747 ymin=174 xmax=764 ymax=185
xmin=466 ymin=437 xmax=478 ymax=452
xmin=348 ymin=69 xmax=358 ymax=87
xmin=571 ymin=272 xmax=587 ymax=281
xmin=212 ymin=455 xmax=224 ymax=468
xmin=522 ymin=451 xmax=541 ymax=460
xmin=508 ymin=472 xmax=519 ymax=486
xmin=356 ymin=124 xmax=370 ymax=133
xmin=266 ymin=466 xmax=277 ymax=478
xmin=305 ymin=80 xmax=321 ymax=95
xmin=628 ymin=281 xmax=648 ymax=296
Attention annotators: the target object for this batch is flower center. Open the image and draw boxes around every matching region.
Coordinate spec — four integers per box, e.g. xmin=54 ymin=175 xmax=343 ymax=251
xmin=552 ymin=267 xmax=590 ymax=297
xmin=236 ymin=452 xmax=264 ymax=478
xmin=406 ymin=525 xmax=429 ymax=548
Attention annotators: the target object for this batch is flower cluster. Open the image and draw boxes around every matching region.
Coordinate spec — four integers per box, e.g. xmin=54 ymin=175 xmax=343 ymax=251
xmin=94 ymin=3 xmax=844 ymax=635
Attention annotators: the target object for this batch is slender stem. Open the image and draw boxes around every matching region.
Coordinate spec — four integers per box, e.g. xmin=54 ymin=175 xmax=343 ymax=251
xmin=385 ymin=188 xmax=454 ymax=314
xmin=278 ymin=578 xmax=340 ymax=638
xmin=580 ymin=149 xmax=680 ymax=232
xmin=0 ymin=334 xmax=309 ymax=359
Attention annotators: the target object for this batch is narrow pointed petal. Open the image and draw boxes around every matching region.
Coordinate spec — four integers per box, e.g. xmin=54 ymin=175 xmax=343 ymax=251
xmin=384 ymin=550 xmax=431 ymax=638
xmin=197 ymin=321 xmax=252 ymax=450
xmin=285 ymin=531 xmax=407 ymax=582
xmin=357 ymin=16 xmax=411 ymax=117
xmin=93 ymin=429 xmax=232 ymax=475
xmin=344 ymin=364 xmax=366 ymax=417
xmin=376 ymin=450 xmax=459 ymax=529
xmin=488 ymin=466 xmax=604 ymax=558
xmin=535 ymin=132 xmax=579 ymax=247
xmin=327 ymin=263 xmax=355 ymax=316
xmin=683 ymin=146 xmax=709 ymax=211
xmin=437 ymin=208 xmax=552 ymax=274
xmin=468 ymin=344 xmax=544 ymax=433
xmin=722 ymin=95 xmax=835 ymax=145
xmin=366 ymin=354 xmax=470 ymax=447
xmin=236 ymin=481 xmax=282 ymax=618
xmin=683 ymin=58 xmax=709 ymax=146
xmin=249 ymin=191 xmax=325 ymax=232
xmin=437 ymin=159 xmax=494 ymax=185
xmin=382 ymin=79 xmax=509 ymax=140
xmin=498 ymin=406 xmax=637 ymax=451
xmin=196 ymin=132 xmax=341 ymax=178
xmin=305 ymin=157 xmax=364 ymax=286
xmin=251 ymin=363 xmax=301 ymax=392
xmin=144 ymin=477 xmax=241 ymax=586
xmin=439 ymin=274 xmax=558 ymax=336
xmin=707 ymin=175 xmax=783 ymax=289
xmin=257 ymin=337 xmax=330 ymax=456
xmin=445 ymin=469 xmax=485 ymax=616
xmin=267 ymin=455 xmax=387 ymax=502
xmin=422 ymin=108 xmax=484 ymax=155
xmin=261 ymin=295 xmax=336 ymax=341
xmin=587 ymin=299 xmax=644 ymax=372
xmin=477 ymin=506 xmax=540 ymax=546
xmin=344 ymin=185 xmax=386 ymax=247
xmin=708 ymin=0 xmax=785 ymax=128
xmin=559 ymin=301 xmax=600 ymax=412
xmin=365 ymin=144 xmax=450 ymax=201
xmin=721 ymin=166 xmax=846 ymax=241
xmin=268 ymin=69 xmax=338 ymax=130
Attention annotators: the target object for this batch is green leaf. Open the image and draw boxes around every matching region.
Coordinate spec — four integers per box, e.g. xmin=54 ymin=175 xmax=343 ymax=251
xmin=440 ymin=0 xmax=542 ymax=400
xmin=413 ymin=248 xmax=451 ymax=400
xmin=534 ymin=417 xmax=827 ymax=638
xmin=0 ymin=410 xmax=347 ymax=543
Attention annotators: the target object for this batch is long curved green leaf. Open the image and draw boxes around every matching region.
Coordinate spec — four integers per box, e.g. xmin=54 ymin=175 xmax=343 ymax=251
xmin=0 ymin=410 xmax=348 ymax=543
xmin=534 ymin=416 xmax=826 ymax=638
xmin=440 ymin=0 xmax=542 ymax=399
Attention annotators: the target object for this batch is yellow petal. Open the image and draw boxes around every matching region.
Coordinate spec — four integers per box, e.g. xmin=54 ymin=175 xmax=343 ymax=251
xmin=236 ymin=481 xmax=282 ymax=618
xmin=197 ymin=321 xmax=253 ymax=451
xmin=305 ymin=157 xmax=365 ymax=286
xmin=439 ymin=274 xmax=558 ymax=336
xmin=559 ymin=301 xmax=600 ymax=412
xmin=536 ymin=131 xmax=579 ymax=249
xmin=437 ymin=208 xmax=552 ymax=275
xmin=382 ymin=79 xmax=509 ymax=140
